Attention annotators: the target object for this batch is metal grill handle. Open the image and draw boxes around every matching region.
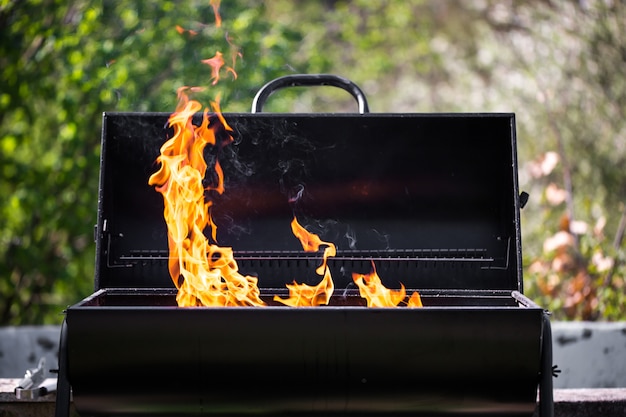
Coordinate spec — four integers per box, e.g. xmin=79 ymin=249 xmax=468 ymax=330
xmin=251 ymin=74 xmax=370 ymax=114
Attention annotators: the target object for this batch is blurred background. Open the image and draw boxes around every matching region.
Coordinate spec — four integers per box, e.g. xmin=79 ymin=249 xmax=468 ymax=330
xmin=1 ymin=0 xmax=624 ymax=324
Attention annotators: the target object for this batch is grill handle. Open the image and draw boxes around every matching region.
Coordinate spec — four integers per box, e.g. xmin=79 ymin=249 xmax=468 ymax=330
xmin=251 ymin=74 xmax=370 ymax=114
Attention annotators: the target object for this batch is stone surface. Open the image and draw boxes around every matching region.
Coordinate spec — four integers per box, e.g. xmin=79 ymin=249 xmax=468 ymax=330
xmin=552 ymin=322 xmax=626 ymax=388
xmin=0 ymin=326 xmax=60 ymax=379
xmin=2 ymin=378 xmax=626 ymax=416
xmin=533 ymin=388 xmax=626 ymax=417
xmin=0 ymin=378 xmax=78 ymax=417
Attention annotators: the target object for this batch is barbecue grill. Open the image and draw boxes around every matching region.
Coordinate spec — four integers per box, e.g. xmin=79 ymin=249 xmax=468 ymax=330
xmin=55 ymin=74 xmax=554 ymax=416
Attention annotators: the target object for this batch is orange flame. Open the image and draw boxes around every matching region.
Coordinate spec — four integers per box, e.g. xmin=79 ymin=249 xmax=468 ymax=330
xmin=175 ymin=25 xmax=198 ymax=36
xmin=224 ymin=33 xmax=242 ymax=80
xmin=273 ymin=218 xmax=336 ymax=306
xmin=148 ymin=88 xmax=264 ymax=307
xmin=353 ymin=262 xmax=423 ymax=308
xmin=407 ymin=291 xmax=423 ymax=307
xmin=201 ymin=51 xmax=237 ymax=85
xmin=210 ymin=0 xmax=222 ymax=28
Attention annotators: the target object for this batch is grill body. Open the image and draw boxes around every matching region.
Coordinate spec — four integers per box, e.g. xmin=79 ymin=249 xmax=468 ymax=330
xmin=56 ymin=81 xmax=553 ymax=416
xmin=66 ymin=290 xmax=544 ymax=416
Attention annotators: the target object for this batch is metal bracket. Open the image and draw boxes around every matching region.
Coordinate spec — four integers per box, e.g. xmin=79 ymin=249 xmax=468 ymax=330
xmin=14 ymin=357 xmax=57 ymax=400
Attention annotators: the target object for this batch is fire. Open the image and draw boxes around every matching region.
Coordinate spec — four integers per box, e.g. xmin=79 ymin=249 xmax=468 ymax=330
xmin=201 ymin=52 xmax=237 ymax=85
xmin=149 ymin=90 xmax=423 ymax=308
xmin=154 ymin=4 xmax=423 ymax=307
xmin=353 ymin=262 xmax=423 ymax=308
xmin=407 ymin=291 xmax=423 ymax=307
xmin=175 ymin=25 xmax=198 ymax=36
xmin=210 ymin=0 xmax=222 ymax=28
xmin=148 ymin=88 xmax=265 ymax=307
xmin=149 ymin=92 xmax=423 ymax=307
xmin=273 ymin=218 xmax=336 ymax=306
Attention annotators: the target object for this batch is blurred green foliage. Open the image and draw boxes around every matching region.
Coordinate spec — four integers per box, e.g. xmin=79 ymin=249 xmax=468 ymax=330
xmin=1 ymin=0 xmax=624 ymax=324
xmin=0 ymin=0 xmax=303 ymax=324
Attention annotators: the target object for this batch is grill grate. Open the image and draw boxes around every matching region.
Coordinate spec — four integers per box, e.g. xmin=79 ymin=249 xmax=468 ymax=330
xmin=120 ymin=248 xmax=493 ymax=263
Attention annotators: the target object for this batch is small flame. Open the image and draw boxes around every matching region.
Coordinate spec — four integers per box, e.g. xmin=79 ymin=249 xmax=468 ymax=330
xmin=201 ymin=52 xmax=225 ymax=85
xmin=353 ymin=262 xmax=423 ymax=308
xmin=149 ymin=89 xmax=264 ymax=307
xmin=273 ymin=218 xmax=336 ymax=306
xmin=201 ymin=51 xmax=237 ymax=85
xmin=224 ymin=32 xmax=242 ymax=79
xmin=175 ymin=25 xmax=198 ymax=36
xmin=210 ymin=0 xmax=222 ymax=28
xmin=407 ymin=291 xmax=423 ymax=307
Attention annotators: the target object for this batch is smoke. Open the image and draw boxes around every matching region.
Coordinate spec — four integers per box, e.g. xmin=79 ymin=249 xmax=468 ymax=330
xmin=218 ymin=214 xmax=252 ymax=239
xmin=288 ymin=184 xmax=305 ymax=204
xmin=344 ymin=225 xmax=357 ymax=250
xmin=371 ymin=228 xmax=391 ymax=250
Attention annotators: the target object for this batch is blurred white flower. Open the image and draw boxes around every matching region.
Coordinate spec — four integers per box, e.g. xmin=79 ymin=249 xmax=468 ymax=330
xmin=591 ymin=251 xmax=614 ymax=272
xmin=570 ymin=220 xmax=588 ymax=235
xmin=593 ymin=216 xmax=607 ymax=237
xmin=528 ymin=151 xmax=559 ymax=179
xmin=543 ymin=230 xmax=574 ymax=252
xmin=545 ymin=183 xmax=567 ymax=205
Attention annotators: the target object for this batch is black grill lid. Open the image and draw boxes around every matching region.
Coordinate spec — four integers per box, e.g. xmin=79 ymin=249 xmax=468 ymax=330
xmin=95 ymin=109 xmax=523 ymax=293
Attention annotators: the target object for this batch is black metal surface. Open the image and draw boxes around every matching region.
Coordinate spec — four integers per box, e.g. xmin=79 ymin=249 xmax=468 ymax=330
xmin=95 ymin=112 xmax=522 ymax=292
xmin=66 ymin=289 xmax=544 ymax=416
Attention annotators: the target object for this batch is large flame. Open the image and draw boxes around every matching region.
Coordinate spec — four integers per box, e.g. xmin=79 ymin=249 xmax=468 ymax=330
xmin=353 ymin=262 xmax=423 ymax=308
xmin=148 ymin=88 xmax=265 ymax=307
xmin=273 ymin=217 xmax=336 ymax=306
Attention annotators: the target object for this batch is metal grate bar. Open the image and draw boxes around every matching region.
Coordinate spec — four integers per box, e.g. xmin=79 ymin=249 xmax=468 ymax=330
xmin=119 ymin=248 xmax=494 ymax=263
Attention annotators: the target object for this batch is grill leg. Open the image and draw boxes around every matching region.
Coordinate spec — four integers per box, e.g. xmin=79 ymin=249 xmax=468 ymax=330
xmin=55 ymin=318 xmax=71 ymax=417
xmin=539 ymin=312 xmax=554 ymax=417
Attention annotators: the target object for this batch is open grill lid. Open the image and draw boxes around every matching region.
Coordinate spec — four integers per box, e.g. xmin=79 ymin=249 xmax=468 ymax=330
xmin=95 ymin=76 xmax=524 ymax=293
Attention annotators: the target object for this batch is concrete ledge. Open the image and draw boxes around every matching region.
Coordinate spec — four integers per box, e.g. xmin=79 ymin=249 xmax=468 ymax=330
xmin=536 ymin=388 xmax=626 ymax=417
xmin=552 ymin=322 xmax=626 ymax=388
xmin=1 ymin=379 xmax=625 ymax=417
xmin=0 ymin=378 xmax=75 ymax=417
xmin=0 ymin=326 xmax=60 ymax=379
